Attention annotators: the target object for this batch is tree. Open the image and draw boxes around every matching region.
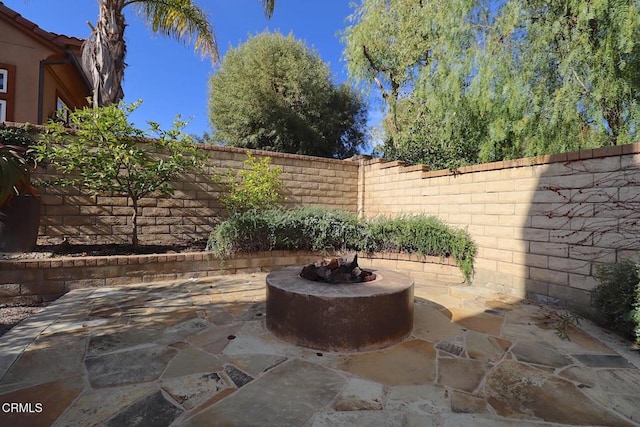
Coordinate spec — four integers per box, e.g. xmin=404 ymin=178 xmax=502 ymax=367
xmin=208 ymin=32 xmax=368 ymax=158
xmin=37 ymin=101 xmax=207 ymax=247
xmin=343 ymin=0 xmax=439 ymax=132
xmin=344 ymin=0 xmax=640 ymax=168
xmin=473 ymin=0 xmax=640 ymax=160
xmin=83 ymin=0 xmax=275 ymax=107
xmin=343 ymin=0 xmax=484 ymax=169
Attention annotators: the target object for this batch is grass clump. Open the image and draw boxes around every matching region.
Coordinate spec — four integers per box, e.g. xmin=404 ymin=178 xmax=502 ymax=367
xmin=207 ymin=207 xmax=476 ymax=282
xmin=593 ymin=260 xmax=640 ymax=344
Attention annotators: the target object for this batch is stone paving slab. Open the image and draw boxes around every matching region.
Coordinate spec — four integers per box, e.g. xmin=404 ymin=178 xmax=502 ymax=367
xmin=335 ymin=339 xmax=437 ymax=386
xmin=484 ymin=360 xmax=634 ymax=426
xmin=0 ymin=273 xmax=639 ymax=426
xmin=385 ymin=384 xmax=449 ymax=415
xmin=310 ymin=410 xmax=410 ymax=427
xmin=86 ymin=344 xmax=178 ymax=388
xmin=0 ymin=375 xmax=84 ymax=427
xmin=333 ymin=378 xmax=385 ymax=411
xmin=1 ymin=332 xmax=87 ymax=391
xmin=53 ymin=383 xmax=158 ymax=427
xmin=106 ymin=390 xmax=184 ymax=427
xmin=181 ymin=359 xmax=346 ymax=426
xmin=0 ymin=288 xmax=96 ymax=380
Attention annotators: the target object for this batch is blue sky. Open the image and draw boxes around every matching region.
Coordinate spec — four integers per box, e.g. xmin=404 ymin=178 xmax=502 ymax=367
xmin=7 ymin=0 xmax=383 ymax=144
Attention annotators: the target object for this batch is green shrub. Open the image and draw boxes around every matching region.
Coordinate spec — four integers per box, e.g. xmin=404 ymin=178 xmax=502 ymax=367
xmin=635 ymin=286 xmax=640 ymax=344
xmin=0 ymin=125 xmax=38 ymax=205
xmin=362 ymin=215 xmax=475 ymax=277
xmin=219 ymin=153 xmax=285 ymax=215
xmin=593 ymin=260 xmax=640 ymax=343
xmin=206 ymin=206 xmax=365 ymax=257
xmin=207 ymin=207 xmax=476 ymax=282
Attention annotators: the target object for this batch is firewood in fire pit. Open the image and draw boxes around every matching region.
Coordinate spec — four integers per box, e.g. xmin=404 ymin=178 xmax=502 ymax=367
xmin=300 ymin=253 xmax=376 ymax=284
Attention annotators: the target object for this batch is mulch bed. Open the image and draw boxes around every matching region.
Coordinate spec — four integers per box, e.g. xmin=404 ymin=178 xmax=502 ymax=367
xmin=0 ymin=303 xmax=48 ymax=338
xmin=1 ymin=241 xmax=209 ymax=260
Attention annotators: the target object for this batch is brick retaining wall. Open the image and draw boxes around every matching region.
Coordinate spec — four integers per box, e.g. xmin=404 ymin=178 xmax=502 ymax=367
xmin=0 ymin=252 xmax=462 ymax=305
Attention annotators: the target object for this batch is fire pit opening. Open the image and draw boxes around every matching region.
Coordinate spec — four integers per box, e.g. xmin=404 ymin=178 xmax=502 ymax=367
xmin=300 ymin=253 xmax=376 ymax=284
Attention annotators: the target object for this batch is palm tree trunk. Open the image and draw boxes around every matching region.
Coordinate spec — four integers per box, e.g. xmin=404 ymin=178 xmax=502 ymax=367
xmin=82 ymin=0 xmax=127 ymax=107
xmin=262 ymin=0 xmax=275 ymax=17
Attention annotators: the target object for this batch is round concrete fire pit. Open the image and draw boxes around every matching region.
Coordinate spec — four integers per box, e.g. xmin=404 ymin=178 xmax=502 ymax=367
xmin=266 ymin=266 xmax=414 ymax=352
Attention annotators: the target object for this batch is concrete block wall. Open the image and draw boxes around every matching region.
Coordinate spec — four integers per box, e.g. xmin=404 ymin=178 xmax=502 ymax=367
xmin=359 ymin=144 xmax=640 ymax=312
xmin=358 ymin=252 xmax=464 ymax=285
xmin=0 ymin=250 xmax=334 ymax=305
xmin=0 ymin=251 xmax=462 ymax=305
xmin=34 ymin=145 xmax=359 ymax=246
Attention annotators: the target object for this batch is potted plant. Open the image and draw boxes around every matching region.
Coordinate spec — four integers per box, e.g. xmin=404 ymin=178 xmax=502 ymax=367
xmin=0 ymin=125 xmax=40 ymax=252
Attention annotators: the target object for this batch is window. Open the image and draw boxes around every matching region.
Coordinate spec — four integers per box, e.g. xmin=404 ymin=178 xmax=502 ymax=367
xmin=56 ymin=97 xmax=70 ymax=123
xmin=0 ymin=64 xmax=14 ymax=122
xmin=0 ymin=69 xmax=7 ymax=93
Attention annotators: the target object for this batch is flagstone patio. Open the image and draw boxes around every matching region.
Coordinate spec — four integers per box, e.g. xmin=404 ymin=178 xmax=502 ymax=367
xmin=0 ymin=272 xmax=638 ymax=426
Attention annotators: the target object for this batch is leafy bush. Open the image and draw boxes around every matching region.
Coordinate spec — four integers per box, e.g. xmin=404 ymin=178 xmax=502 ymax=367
xmin=207 ymin=206 xmax=365 ymax=256
xmin=207 ymin=207 xmax=476 ymax=282
xmin=635 ymin=287 xmax=640 ymax=344
xmin=593 ymin=260 xmax=640 ymax=343
xmin=361 ymin=214 xmax=476 ymax=278
xmin=219 ymin=153 xmax=285 ymax=215
xmin=208 ymin=32 xmax=367 ymax=158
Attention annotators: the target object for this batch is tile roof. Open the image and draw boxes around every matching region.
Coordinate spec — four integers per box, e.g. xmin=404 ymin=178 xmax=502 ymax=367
xmin=0 ymin=1 xmax=85 ymax=52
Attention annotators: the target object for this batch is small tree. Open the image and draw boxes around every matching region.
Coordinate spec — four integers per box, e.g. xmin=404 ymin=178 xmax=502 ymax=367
xmin=37 ymin=101 xmax=206 ymax=246
xmin=219 ymin=152 xmax=284 ymax=215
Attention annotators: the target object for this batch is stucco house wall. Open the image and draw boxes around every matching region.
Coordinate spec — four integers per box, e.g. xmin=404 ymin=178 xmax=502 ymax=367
xmin=0 ymin=3 xmax=90 ymax=124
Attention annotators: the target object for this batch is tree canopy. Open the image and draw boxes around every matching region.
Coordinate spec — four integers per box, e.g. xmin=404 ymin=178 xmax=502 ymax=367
xmin=344 ymin=0 xmax=640 ymax=169
xmin=208 ymin=32 xmax=368 ymax=159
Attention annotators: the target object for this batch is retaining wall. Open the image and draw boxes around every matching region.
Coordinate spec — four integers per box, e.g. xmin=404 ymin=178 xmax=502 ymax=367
xmin=0 ymin=252 xmax=462 ymax=305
